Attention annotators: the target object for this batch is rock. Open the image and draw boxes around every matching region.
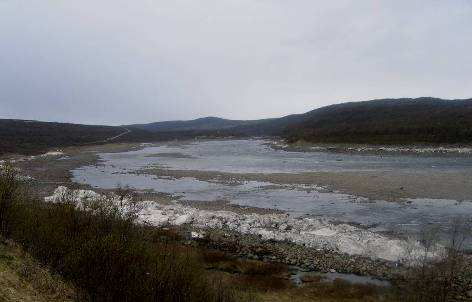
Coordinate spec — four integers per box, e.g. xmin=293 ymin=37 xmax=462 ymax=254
xmin=174 ymin=214 xmax=191 ymax=225
xmin=191 ymin=231 xmax=205 ymax=239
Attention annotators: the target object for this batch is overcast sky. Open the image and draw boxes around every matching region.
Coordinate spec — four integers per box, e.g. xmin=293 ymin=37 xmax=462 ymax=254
xmin=1 ymin=1 xmax=471 ymax=125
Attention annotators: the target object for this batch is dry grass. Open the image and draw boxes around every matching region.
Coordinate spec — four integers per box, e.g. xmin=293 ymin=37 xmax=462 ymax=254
xmin=200 ymin=249 xmax=389 ymax=302
xmin=0 ymin=239 xmax=76 ymax=302
xmin=202 ymin=250 xmax=291 ymax=291
xmin=201 ymin=246 xmax=392 ymax=301
xmin=257 ymin=278 xmax=386 ymax=302
xmin=204 ymin=268 xmax=389 ymax=302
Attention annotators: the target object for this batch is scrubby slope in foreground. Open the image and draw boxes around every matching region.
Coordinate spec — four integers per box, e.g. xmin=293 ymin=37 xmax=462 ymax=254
xmin=0 ymin=239 xmax=75 ymax=302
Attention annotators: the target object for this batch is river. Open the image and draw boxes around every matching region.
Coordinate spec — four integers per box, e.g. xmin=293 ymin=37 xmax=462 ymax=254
xmin=72 ymin=139 xmax=472 ymax=247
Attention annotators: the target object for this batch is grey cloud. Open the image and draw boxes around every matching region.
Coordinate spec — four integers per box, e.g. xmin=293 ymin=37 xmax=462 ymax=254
xmin=1 ymin=0 xmax=471 ymax=125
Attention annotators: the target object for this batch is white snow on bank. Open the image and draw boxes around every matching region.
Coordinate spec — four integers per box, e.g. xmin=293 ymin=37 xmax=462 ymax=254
xmin=40 ymin=150 xmax=64 ymax=157
xmin=1 ymin=150 xmax=65 ymax=164
xmin=44 ymin=186 xmax=143 ymax=219
xmin=45 ymin=186 xmax=102 ymax=204
xmin=346 ymin=146 xmax=472 ymax=155
xmin=137 ymin=203 xmax=415 ymax=261
xmin=269 ymin=140 xmax=472 ymax=155
xmin=45 ymin=186 xmax=423 ymax=262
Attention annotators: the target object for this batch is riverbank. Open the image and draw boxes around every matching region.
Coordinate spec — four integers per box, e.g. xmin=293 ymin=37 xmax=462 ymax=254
xmin=272 ymin=140 xmax=472 ymax=156
xmin=43 ymin=186 xmax=413 ymax=274
xmin=43 ymin=185 xmax=472 ymax=301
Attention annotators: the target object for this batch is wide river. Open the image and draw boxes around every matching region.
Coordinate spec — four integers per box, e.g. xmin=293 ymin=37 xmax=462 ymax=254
xmin=72 ymin=139 xmax=472 ymax=244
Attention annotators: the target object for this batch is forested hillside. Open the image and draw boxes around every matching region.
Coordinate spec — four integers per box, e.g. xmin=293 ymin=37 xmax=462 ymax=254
xmin=0 ymin=120 xmax=140 ymax=155
xmin=285 ymin=98 xmax=472 ymax=144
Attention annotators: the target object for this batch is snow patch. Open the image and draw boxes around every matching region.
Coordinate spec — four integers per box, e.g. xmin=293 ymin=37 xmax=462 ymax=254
xmin=40 ymin=151 xmax=64 ymax=157
xmin=191 ymin=231 xmax=205 ymax=239
xmin=45 ymin=186 xmax=426 ymax=262
xmin=45 ymin=186 xmax=102 ymax=204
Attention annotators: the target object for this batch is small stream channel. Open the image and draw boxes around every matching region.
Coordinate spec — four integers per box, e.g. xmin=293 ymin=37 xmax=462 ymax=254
xmin=289 ymin=266 xmax=391 ymax=287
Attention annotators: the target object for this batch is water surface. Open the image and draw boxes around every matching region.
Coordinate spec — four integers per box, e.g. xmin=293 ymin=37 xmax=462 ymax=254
xmin=72 ymin=139 xmax=472 ymax=243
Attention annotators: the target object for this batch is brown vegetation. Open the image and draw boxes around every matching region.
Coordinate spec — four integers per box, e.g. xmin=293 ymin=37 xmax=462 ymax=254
xmin=0 ymin=238 xmax=76 ymax=301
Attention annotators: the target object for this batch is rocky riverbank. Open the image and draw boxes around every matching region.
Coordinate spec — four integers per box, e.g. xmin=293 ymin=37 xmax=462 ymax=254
xmin=194 ymin=228 xmax=396 ymax=278
xmin=44 ymin=186 xmax=418 ymax=275
xmin=269 ymin=140 xmax=472 ymax=156
xmin=41 ymin=186 xmax=472 ymax=300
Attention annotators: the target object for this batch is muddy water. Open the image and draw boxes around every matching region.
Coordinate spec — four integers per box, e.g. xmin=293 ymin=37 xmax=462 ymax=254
xmin=72 ymin=139 xmax=472 ymax=244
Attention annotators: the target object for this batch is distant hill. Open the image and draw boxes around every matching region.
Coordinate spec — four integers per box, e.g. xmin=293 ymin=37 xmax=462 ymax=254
xmin=0 ymin=119 xmax=158 ymax=155
xmin=285 ymin=97 xmax=472 ymax=144
xmin=128 ymin=97 xmax=472 ymax=144
xmin=128 ymin=117 xmax=252 ymax=132
xmin=127 ymin=114 xmax=309 ymax=136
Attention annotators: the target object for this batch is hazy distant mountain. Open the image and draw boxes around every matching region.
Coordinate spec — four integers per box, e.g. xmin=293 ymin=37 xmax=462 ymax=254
xmin=126 ymin=114 xmax=310 ymax=136
xmin=128 ymin=116 xmax=253 ymax=132
xmin=285 ymin=97 xmax=472 ymax=144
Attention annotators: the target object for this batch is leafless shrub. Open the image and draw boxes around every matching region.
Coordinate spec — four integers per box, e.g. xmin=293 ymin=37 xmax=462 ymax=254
xmin=114 ymin=184 xmax=144 ymax=221
xmin=114 ymin=184 xmax=135 ymax=204
xmin=396 ymin=217 xmax=472 ymax=302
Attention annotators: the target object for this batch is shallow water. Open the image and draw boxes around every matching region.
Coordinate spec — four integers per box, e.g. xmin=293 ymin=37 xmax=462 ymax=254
xmin=289 ymin=267 xmax=391 ymax=287
xmin=94 ymin=139 xmax=472 ymax=174
xmin=72 ymin=139 xmax=472 ymax=244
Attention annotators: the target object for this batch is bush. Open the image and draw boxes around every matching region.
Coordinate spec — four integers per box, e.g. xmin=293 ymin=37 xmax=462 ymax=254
xmin=0 ymin=162 xmax=22 ymax=236
xmin=394 ymin=219 xmax=472 ymax=302
xmin=0 ymin=167 xmax=241 ymax=302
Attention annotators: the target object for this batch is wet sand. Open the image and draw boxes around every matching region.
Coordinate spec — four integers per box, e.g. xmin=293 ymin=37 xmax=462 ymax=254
xmin=140 ymin=167 xmax=472 ymax=202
